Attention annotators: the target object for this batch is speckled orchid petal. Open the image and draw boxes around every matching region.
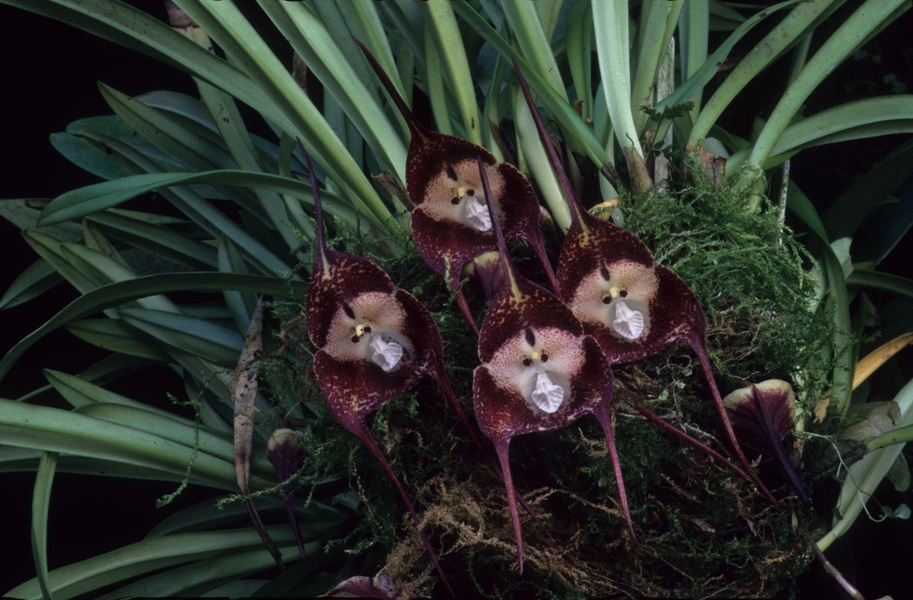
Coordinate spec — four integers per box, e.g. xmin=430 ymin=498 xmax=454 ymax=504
xmin=471 ymin=155 xmax=634 ymax=574
xmin=515 ymin=61 xmax=776 ymax=504
xmin=357 ymin=40 xmax=558 ymax=335
xmin=723 ymin=380 xmax=809 ymax=505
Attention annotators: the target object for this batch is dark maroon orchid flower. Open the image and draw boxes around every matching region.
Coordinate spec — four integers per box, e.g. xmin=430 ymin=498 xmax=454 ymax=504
xmin=514 ymin=60 xmax=775 ymax=503
xmin=471 ymin=155 xmax=634 ymax=574
xmin=356 ymin=39 xmax=558 ymax=335
xmin=267 ymin=428 xmax=308 ymax=562
xmin=301 ymin=143 xmax=471 ymax=595
xmin=723 ymin=380 xmax=810 ymax=505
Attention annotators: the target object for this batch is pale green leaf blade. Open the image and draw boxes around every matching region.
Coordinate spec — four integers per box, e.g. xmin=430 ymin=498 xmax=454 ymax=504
xmin=31 ymin=452 xmax=58 ymax=600
xmin=0 ymin=259 xmax=61 ymax=310
xmin=0 ymin=273 xmax=308 ymax=383
xmin=119 ymin=307 xmax=244 ymax=366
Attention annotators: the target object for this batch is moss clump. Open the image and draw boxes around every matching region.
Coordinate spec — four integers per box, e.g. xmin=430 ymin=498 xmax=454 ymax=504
xmin=620 ymin=168 xmax=832 ymax=409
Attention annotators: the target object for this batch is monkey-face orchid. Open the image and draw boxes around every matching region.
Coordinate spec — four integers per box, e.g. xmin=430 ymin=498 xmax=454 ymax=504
xmin=471 ymin=156 xmax=634 ymax=574
xmin=302 ymin=144 xmax=468 ymax=595
xmin=514 ymin=61 xmax=776 ymax=503
xmin=357 ymin=40 xmax=558 ymax=334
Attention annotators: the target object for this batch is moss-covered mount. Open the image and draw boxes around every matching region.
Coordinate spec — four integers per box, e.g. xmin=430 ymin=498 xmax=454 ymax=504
xmin=271 ymin=168 xmax=828 ymax=598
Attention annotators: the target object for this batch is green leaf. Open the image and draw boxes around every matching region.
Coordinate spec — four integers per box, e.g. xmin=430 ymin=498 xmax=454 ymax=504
xmin=786 ymin=180 xmax=830 ymax=243
xmin=819 ymin=375 xmax=913 ymax=550
xmin=0 ymin=273 xmax=308 ymax=383
xmin=727 ymin=96 xmax=913 ymax=174
xmin=847 ymin=269 xmax=913 ymax=303
xmin=420 ymin=1 xmax=482 ymax=144
xmin=451 ymin=1 xmax=610 ymax=169
xmin=687 ymin=0 xmax=828 ymax=146
xmin=0 ymin=398 xmax=252 ymax=490
xmin=22 ymin=230 xmax=100 ymax=295
xmin=66 ymin=318 xmax=167 ymax=360
xmin=168 ymin=0 xmax=401 ymax=236
xmin=257 ymin=0 xmax=408 ymax=181
xmin=31 ymin=452 xmax=57 ymax=600
xmin=746 ymin=0 xmax=909 ymax=170
xmin=218 ymin=237 xmax=257 ymax=333
xmin=118 ymin=307 xmax=244 ymax=366
xmin=0 ymin=259 xmax=62 ymax=310
xmin=6 ymin=525 xmax=299 ymax=600
xmin=73 ymin=402 xmax=274 ymax=479
xmin=822 ymin=241 xmax=854 ymax=418
xmin=38 ymin=169 xmax=372 ymax=234
xmin=825 ymin=139 xmax=913 ymax=239
xmin=87 ymin=210 xmax=219 ymax=270
xmin=95 ymin=544 xmax=308 ymax=599
xmin=44 ymin=369 xmax=178 ymax=416
xmin=99 ymin=85 xmax=234 ymax=173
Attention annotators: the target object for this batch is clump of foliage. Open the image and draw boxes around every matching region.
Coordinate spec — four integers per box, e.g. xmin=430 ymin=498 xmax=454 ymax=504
xmin=2 ymin=1 xmax=913 ymax=598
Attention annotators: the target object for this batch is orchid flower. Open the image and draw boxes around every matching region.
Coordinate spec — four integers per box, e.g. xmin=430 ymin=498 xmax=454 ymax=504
xmin=514 ymin=61 xmax=776 ymax=503
xmin=301 ymin=143 xmax=465 ymax=595
xmin=471 ymin=155 xmax=634 ymax=574
xmin=357 ymin=40 xmax=558 ymax=335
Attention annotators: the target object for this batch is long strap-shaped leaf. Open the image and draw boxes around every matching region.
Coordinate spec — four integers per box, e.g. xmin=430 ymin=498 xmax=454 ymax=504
xmin=171 ymin=0 xmax=401 ymax=235
xmin=256 ymin=0 xmax=409 ymax=184
xmin=6 ymin=0 xmax=400 ymax=238
xmin=0 ymin=398 xmax=270 ymax=489
xmin=38 ymin=169 xmax=376 ymax=234
xmin=7 ymin=525 xmax=300 ymax=600
xmin=743 ymin=0 xmax=910 ymax=179
xmin=0 ymin=273 xmax=308 ymax=383
xmin=450 ymin=1 xmax=610 ymax=170
xmin=727 ymin=96 xmax=913 ymax=172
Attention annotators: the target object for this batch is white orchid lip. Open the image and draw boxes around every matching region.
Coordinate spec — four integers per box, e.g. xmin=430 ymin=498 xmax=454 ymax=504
xmin=463 ymin=192 xmax=492 ymax=231
xmin=612 ymin=300 xmax=645 ymax=340
xmin=530 ymin=371 xmax=564 ymax=413
xmin=368 ymin=335 xmax=404 ymax=372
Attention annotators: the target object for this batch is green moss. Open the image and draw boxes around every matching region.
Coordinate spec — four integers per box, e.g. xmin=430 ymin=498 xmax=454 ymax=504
xmin=619 ymin=167 xmax=833 ymax=410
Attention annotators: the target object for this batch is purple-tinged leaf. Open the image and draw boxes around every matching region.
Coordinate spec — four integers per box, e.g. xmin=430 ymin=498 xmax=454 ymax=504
xmin=723 ymin=380 xmax=809 ymax=505
xmin=514 ymin=60 xmax=776 ymax=504
xmin=356 ymin=39 xmax=558 ymax=334
xmin=472 ymin=155 xmax=634 ymax=574
xmin=231 ymin=297 xmax=284 ymax=569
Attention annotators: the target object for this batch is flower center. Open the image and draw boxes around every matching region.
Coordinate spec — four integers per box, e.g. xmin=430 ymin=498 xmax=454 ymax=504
xmin=368 ymin=335 xmax=404 ymax=372
xmin=530 ymin=371 xmax=564 ymax=413
xmin=457 ymin=186 xmax=491 ymax=231
xmin=524 ymin=350 xmax=567 ymax=413
xmin=611 ymin=298 xmax=644 ymax=340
